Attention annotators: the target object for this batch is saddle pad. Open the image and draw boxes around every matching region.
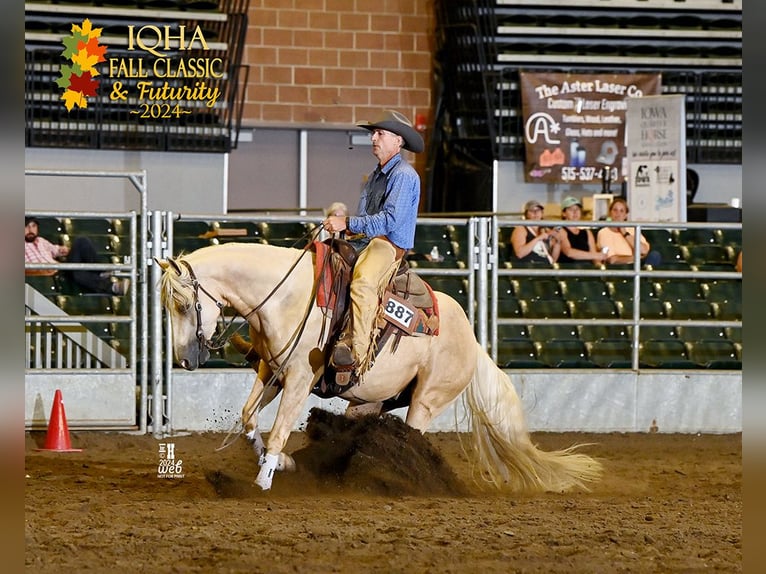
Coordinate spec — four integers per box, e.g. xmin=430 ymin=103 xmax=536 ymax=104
xmin=312 ymin=240 xmax=335 ymax=310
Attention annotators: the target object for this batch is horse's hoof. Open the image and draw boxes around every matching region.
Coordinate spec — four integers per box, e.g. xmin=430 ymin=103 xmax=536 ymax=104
xmin=255 ymin=452 xmax=279 ymax=490
xmin=277 ymin=452 xmax=296 ymax=472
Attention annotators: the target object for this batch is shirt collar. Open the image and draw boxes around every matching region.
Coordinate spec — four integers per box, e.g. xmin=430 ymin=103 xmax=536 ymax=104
xmin=379 ymin=153 xmax=402 ymax=176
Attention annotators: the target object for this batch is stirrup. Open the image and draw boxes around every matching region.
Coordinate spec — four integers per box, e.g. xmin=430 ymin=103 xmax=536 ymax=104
xmin=330 ymin=332 xmax=355 ymax=369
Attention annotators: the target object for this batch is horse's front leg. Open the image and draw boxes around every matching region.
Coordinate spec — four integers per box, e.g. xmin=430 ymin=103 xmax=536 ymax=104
xmin=255 ymin=366 xmax=316 ymax=491
xmin=241 ymin=361 xmax=281 ymax=458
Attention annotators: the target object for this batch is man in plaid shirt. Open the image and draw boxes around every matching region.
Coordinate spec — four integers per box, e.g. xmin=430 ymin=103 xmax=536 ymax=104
xmin=25 ymin=216 xmax=129 ymax=295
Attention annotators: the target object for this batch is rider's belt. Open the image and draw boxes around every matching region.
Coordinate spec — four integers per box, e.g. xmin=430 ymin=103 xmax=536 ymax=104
xmin=374 ymin=235 xmax=406 ymax=260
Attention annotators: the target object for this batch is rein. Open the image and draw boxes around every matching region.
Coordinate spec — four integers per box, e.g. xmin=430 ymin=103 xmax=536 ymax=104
xmin=181 ymin=226 xmax=324 ymax=352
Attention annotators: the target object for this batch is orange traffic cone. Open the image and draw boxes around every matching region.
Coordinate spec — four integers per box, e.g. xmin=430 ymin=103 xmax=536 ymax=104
xmin=35 ymin=389 xmax=82 ymax=452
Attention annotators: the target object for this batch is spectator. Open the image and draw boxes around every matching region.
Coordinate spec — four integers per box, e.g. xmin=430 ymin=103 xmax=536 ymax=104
xmin=735 ymin=250 xmax=742 ymax=273
xmin=25 ymin=216 xmax=129 ymax=295
xmin=325 ymin=201 xmax=348 ymax=218
xmin=509 ymin=199 xmax=559 ymax=264
xmin=556 ymin=196 xmax=606 ymax=266
xmin=596 ymin=198 xmax=661 ymax=267
xmin=320 ymin=202 xmax=349 ymax=241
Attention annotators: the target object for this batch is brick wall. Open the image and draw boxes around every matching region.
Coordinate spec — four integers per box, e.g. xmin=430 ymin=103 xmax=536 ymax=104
xmin=242 ymin=0 xmax=434 ymax=129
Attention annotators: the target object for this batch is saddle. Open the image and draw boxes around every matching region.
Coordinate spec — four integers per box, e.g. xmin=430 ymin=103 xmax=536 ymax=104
xmin=311 ymin=238 xmax=440 ymax=397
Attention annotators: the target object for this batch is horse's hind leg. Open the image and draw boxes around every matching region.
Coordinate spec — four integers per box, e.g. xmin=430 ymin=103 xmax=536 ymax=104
xmin=405 ymin=329 xmax=477 ymax=432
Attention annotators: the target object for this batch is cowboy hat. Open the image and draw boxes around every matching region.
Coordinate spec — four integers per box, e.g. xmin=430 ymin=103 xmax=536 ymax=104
xmin=356 ymin=110 xmax=424 ymax=153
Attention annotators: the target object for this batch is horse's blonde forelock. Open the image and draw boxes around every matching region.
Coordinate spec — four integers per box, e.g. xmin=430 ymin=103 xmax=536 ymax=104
xmin=159 ymin=258 xmax=195 ymax=312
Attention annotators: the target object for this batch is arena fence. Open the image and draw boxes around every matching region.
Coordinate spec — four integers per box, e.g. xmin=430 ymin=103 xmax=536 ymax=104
xmin=25 ymin=206 xmax=742 ymax=436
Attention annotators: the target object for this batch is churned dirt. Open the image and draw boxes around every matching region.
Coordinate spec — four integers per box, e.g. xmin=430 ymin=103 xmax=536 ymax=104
xmin=25 ymin=409 xmax=741 ymax=573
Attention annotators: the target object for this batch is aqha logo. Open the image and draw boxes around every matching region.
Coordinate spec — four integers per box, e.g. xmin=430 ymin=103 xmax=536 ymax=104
xmin=57 ymin=19 xmax=107 ymax=111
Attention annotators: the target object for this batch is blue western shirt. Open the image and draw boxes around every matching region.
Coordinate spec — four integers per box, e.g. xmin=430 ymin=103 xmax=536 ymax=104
xmin=347 ymin=153 xmax=420 ymax=250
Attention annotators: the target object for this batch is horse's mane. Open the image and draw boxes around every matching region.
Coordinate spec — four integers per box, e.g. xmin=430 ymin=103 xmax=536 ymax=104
xmin=159 ymin=257 xmax=195 ymax=311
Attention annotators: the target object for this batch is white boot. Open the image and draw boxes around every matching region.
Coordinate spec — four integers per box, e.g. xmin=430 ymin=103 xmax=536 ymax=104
xmin=255 ymin=452 xmax=279 ymax=490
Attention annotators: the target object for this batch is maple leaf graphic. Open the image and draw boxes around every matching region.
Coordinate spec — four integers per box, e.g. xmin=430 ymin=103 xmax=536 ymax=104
xmin=69 ymin=71 xmax=100 ymax=97
xmin=61 ymin=89 xmax=87 ymax=112
xmin=78 ymin=37 xmax=107 ymax=63
xmin=55 ymin=64 xmax=82 ymax=89
xmin=61 ymin=33 xmax=88 ymax=59
xmin=72 ymin=18 xmax=102 ymax=40
xmin=72 ymin=48 xmax=99 ymax=73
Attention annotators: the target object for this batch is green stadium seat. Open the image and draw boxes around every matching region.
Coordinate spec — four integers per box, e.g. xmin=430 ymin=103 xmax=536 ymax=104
xmin=497 ymin=324 xmax=529 ymax=340
xmin=701 ymin=280 xmax=741 ymax=304
xmin=497 ymin=297 xmax=522 ymax=317
xmin=535 ymin=339 xmax=595 ymax=368
xmin=675 ymin=325 xmax=726 ymax=343
xmin=559 ymin=278 xmax=610 ymax=301
xmin=724 ymin=326 xmax=742 ymax=344
xmin=653 ymin=260 xmax=694 ymax=272
xmin=578 ymin=324 xmax=628 ymax=343
xmin=414 ymin=224 xmax=452 ymax=243
xmin=616 ymin=299 xmax=665 ymax=319
xmin=497 ymin=338 xmax=545 ymax=369
xmin=607 ymin=279 xmax=659 ymax=302
xmin=639 ymin=339 xmax=698 ymax=369
xmin=687 ymin=339 xmax=741 ymax=369
xmin=527 ymin=324 xmax=579 ymax=342
xmin=568 ymin=299 xmax=617 ymax=319
xmin=717 ymin=228 xmax=742 ymax=249
xmin=713 ymin=300 xmax=742 ymax=321
xmin=682 ymin=244 xmax=735 ymax=266
xmin=520 ymin=298 xmax=569 ymax=319
xmin=675 ymin=228 xmax=720 ymax=246
xmin=643 ymin=228 xmax=676 ymax=247
xmin=655 ymin=279 xmax=703 ymax=302
xmin=631 ymin=325 xmax=678 ymax=341
xmin=664 ymin=300 xmax=714 ymax=320
xmin=586 ymin=339 xmax=633 ymax=368
xmin=63 ymin=217 xmax=119 ymax=236
xmin=651 ymin=243 xmax=686 ymax=266
xmin=511 ymin=278 xmax=562 ymax=300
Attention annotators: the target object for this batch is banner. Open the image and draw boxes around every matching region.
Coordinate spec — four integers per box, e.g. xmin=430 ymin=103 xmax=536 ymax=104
xmin=519 ymin=72 xmax=661 ymax=185
xmin=625 ymin=94 xmax=687 ymax=222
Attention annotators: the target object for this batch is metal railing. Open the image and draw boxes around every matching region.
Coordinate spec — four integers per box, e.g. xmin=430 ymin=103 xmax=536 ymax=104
xmin=490 ymin=216 xmax=742 ymax=369
xmin=24 ymin=207 xmax=741 ymax=435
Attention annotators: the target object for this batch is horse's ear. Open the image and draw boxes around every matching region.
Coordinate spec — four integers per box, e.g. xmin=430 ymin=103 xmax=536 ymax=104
xmin=154 ymin=257 xmax=183 ymax=276
xmin=166 ymin=257 xmax=183 ymax=276
xmin=154 ymin=257 xmax=170 ymax=271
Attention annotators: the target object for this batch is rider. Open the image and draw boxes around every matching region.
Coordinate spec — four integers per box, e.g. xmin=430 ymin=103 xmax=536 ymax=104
xmin=323 ymin=109 xmax=424 ymax=381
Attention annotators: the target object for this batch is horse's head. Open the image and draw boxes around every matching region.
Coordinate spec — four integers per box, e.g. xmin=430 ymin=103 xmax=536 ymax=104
xmin=157 ymin=256 xmax=220 ymax=370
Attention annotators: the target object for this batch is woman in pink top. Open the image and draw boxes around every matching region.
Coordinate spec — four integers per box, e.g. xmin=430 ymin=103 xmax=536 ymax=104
xmin=596 ymin=198 xmax=661 ymax=267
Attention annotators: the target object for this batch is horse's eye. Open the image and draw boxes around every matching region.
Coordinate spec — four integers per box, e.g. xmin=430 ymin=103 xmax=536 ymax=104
xmin=175 ymin=301 xmax=191 ymax=314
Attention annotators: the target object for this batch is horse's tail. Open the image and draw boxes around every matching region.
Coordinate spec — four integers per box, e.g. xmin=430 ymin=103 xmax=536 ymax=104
xmin=465 ymin=342 xmax=603 ymax=492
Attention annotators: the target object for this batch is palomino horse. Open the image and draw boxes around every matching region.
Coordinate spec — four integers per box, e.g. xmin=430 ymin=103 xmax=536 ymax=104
xmin=158 ymin=242 xmax=602 ymax=491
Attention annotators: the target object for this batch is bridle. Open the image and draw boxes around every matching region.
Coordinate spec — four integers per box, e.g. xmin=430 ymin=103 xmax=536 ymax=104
xmin=179 ymin=259 xmax=231 ymax=353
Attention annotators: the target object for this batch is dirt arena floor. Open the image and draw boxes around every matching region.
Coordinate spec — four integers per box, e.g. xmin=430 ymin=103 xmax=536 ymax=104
xmin=25 ymin=410 xmax=741 ymax=573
